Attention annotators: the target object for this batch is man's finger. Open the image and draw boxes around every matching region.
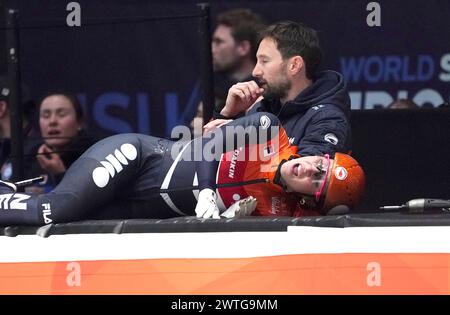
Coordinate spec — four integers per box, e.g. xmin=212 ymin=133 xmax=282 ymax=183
xmin=203 ymin=119 xmax=232 ymax=134
xmin=216 ymin=119 xmax=232 ymax=128
xmin=203 ymin=119 xmax=224 ymax=129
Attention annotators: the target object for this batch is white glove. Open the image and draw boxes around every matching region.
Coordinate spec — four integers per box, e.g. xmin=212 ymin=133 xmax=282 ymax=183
xmin=221 ymin=196 xmax=257 ymax=218
xmin=195 ymin=188 xmax=220 ymax=219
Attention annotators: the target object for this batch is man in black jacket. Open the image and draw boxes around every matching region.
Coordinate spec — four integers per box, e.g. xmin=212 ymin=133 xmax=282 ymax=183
xmin=205 ymin=21 xmax=351 ymax=157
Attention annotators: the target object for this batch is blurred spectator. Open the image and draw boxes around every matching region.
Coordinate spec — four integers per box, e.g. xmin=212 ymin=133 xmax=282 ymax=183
xmin=190 ymin=9 xmax=265 ymax=136
xmin=0 ymin=75 xmax=39 ymax=180
xmin=388 ymin=98 xmax=419 ymax=109
xmin=0 ymin=75 xmax=38 ymax=139
xmin=23 ymin=92 xmax=98 ymax=192
xmin=212 ymin=8 xmax=266 ymax=113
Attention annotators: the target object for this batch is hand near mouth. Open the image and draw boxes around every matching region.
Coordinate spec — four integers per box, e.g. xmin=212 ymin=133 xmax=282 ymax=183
xmin=37 ymin=143 xmax=66 ymax=175
xmin=221 ymin=80 xmax=264 ymax=117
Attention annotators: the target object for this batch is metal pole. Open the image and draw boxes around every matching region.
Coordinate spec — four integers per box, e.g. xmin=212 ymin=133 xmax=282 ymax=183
xmin=5 ymin=6 xmax=24 ymax=183
xmin=197 ymin=3 xmax=214 ymax=125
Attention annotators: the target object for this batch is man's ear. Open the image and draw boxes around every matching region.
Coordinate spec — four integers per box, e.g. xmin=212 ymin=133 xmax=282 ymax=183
xmin=0 ymin=101 xmax=8 ymax=118
xmin=288 ymin=56 xmax=304 ymax=75
xmin=236 ymin=40 xmax=251 ymax=57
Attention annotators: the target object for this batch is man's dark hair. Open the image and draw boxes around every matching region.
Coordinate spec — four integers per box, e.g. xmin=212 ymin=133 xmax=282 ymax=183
xmin=260 ymin=21 xmax=322 ymax=80
xmin=217 ymin=8 xmax=266 ymax=63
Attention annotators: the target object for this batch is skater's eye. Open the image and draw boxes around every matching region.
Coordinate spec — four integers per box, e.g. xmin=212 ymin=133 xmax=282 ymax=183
xmin=315 ymin=159 xmax=326 ymax=173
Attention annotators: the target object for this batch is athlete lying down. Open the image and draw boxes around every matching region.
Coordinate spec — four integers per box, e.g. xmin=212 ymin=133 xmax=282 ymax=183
xmin=0 ymin=112 xmax=365 ymax=226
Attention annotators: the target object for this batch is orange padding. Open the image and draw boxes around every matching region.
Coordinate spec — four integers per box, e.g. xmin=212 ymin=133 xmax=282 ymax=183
xmin=1 ymin=253 xmax=449 ymax=294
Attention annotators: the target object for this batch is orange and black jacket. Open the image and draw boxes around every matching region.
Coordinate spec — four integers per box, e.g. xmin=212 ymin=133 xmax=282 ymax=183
xmin=195 ymin=112 xmax=304 ymax=216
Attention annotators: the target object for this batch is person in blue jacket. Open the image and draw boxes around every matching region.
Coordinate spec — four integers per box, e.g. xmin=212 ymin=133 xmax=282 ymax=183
xmin=205 ymin=20 xmax=351 ymax=157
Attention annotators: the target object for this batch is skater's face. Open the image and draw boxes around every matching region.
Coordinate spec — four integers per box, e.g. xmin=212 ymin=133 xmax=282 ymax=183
xmin=280 ymin=155 xmax=332 ymax=200
xmin=39 ymin=95 xmax=82 ymax=149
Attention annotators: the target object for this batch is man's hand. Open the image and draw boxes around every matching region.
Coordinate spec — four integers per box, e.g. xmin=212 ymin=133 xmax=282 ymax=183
xmin=195 ymin=188 xmax=220 ymax=219
xmin=202 ymin=118 xmax=233 ymax=135
xmin=36 ymin=144 xmax=66 ymax=175
xmin=221 ymin=81 xmax=264 ymax=117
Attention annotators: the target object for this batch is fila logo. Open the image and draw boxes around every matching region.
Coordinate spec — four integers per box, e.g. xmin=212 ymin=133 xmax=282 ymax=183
xmin=42 ymin=203 xmax=52 ymax=224
xmin=0 ymin=193 xmax=30 ymax=210
xmin=92 ymin=143 xmax=138 ymax=188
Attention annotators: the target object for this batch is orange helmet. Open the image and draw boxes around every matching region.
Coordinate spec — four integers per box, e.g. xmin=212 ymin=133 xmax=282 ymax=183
xmin=319 ymin=153 xmax=366 ymax=214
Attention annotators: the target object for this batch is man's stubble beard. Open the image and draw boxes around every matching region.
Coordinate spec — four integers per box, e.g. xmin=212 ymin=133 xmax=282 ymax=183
xmin=262 ymin=76 xmax=291 ymax=101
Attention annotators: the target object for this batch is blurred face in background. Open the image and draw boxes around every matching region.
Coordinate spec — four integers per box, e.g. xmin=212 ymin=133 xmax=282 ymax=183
xmin=39 ymin=94 xmax=81 ymax=149
xmin=212 ymin=25 xmax=243 ymax=73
